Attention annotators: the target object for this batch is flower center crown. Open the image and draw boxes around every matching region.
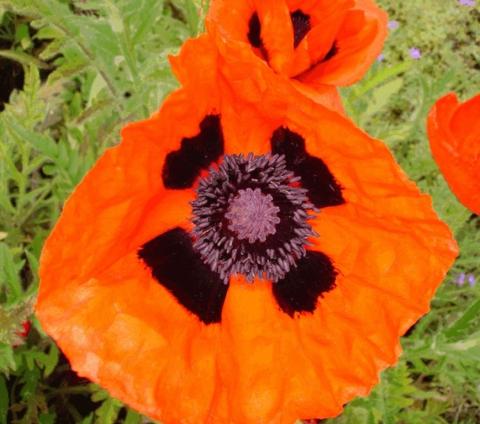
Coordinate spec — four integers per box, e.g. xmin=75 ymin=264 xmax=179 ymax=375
xmin=191 ymin=153 xmax=317 ymax=283
xmin=226 ymin=187 xmax=280 ymax=243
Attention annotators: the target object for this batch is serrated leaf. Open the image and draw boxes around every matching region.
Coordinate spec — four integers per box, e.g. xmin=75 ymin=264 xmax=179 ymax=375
xmin=7 ymin=119 xmax=58 ymax=159
xmin=0 ymin=49 xmax=50 ymax=69
xmin=365 ymin=78 xmax=404 ymax=118
xmin=0 ymin=342 xmax=16 ymax=374
xmin=0 ymin=243 xmax=23 ymax=301
xmin=43 ymin=343 xmax=59 ymax=377
xmin=46 ymin=55 xmax=89 ymax=82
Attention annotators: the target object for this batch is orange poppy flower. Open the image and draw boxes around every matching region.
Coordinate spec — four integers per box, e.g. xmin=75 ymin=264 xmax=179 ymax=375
xmin=427 ymin=92 xmax=480 ymax=215
xmin=37 ymin=36 xmax=457 ymax=424
xmin=206 ymin=0 xmax=387 ymax=109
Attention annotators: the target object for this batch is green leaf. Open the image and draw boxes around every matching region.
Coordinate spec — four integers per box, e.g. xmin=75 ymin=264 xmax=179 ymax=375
xmin=0 ymin=49 xmax=50 ymax=70
xmin=0 ymin=342 xmax=16 ymax=374
xmin=24 ymin=249 xmax=39 ymax=279
xmin=38 ymin=412 xmax=56 ymax=424
xmin=7 ymin=119 xmax=58 ymax=159
xmin=15 ymin=22 xmax=31 ymax=48
xmin=95 ymin=397 xmax=121 ymax=424
xmin=365 ymin=78 xmax=404 ymax=117
xmin=43 ymin=343 xmax=59 ymax=377
xmin=0 ymin=243 xmax=23 ymax=302
xmin=351 ymin=62 xmax=411 ymax=99
xmin=80 ymin=414 xmax=94 ymax=424
xmin=124 ymin=409 xmax=142 ymax=424
xmin=444 ymin=299 xmax=480 ymax=339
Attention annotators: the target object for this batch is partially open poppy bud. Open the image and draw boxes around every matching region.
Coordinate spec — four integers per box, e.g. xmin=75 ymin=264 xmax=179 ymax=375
xmin=427 ymin=92 xmax=480 ymax=215
xmin=206 ymin=0 xmax=387 ymax=108
xmin=36 ymin=35 xmax=457 ymax=423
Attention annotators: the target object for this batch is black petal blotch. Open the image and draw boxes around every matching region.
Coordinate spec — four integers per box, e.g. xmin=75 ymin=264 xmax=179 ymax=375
xmin=247 ymin=12 xmax=263 ymax=48
xmin=272 ymin=251 xmax=337 ymax=316
xmin=162 ymin=115 xmax=224 ymax=189
xmin=290 ymin=10 xmax=311 ymax=48
xmin=138 ymin=227 xmax=228 ymax=324
xmin=271 ymin=127 xmax=345 ymax=208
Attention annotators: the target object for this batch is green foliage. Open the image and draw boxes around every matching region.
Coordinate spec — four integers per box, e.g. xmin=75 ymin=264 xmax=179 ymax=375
xmin=0 ymin=0 xmax=479 ymax=423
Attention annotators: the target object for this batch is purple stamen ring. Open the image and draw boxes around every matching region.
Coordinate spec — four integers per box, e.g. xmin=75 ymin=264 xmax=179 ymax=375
xmin=191 ymin=153 xmax=318 ymax=283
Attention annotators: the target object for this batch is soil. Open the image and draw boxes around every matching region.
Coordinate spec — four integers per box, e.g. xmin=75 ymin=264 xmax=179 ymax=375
xmin=0 ymin=39 xmax=25 ymax=111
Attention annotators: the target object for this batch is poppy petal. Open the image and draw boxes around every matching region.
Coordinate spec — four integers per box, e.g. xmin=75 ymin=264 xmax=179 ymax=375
xmin=254 ymin=0 xmax=294 ymax=72
xmin=297 ymin=1 xmax=387 ymax=86
xmin=295 ymin=0 xmax=353 ymax=64
xmin=37 ymin=35 xmax=458 ymax=424
xmin=139 ymin=227 xmax=228 ymax=324
xmin=427 ymin=92 xmax=480 ymax=214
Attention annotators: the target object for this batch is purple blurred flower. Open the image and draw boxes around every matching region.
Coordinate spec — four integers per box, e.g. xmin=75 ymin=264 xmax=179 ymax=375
xmin=409 ymin=47 xmax=422 ymax=60
xmin=377 ymin=53 xmax=385 ymax=62
xmin=453 ymin=272 xmax=476 ymax=287
xmin=459 ymin=0 xmax=476 ymax=6
xmin=455 ymin=272 xmax=466 ymax=286
xmin=388 ymin=20 xmax=399 ymax=30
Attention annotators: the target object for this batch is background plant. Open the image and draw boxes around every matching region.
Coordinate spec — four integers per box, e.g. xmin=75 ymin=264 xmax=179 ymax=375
xmin=0 ymin=0 xmax=478 ymax=423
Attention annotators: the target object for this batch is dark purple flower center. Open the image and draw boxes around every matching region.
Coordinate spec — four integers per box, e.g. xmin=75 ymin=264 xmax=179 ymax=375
xmin=191 ymin=153 xmax=317 ymax=283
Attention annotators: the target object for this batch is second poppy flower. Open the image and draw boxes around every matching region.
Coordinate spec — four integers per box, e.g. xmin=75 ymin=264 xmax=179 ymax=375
xmin=207 ymin=0 xmax=387 ymax=108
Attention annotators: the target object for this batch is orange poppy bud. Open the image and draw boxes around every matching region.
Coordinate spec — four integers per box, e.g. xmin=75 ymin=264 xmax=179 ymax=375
xmin=37 ymin=36 xmax=457 ymax=423
xmin=206 ymin=0 xmax=387 ymax=109
xmin=427 ymin=92 xmax=480 ymax=215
